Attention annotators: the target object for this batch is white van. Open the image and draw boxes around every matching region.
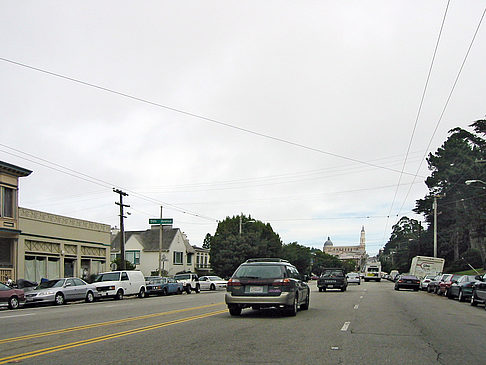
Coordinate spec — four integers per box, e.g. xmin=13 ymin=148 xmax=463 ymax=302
xmin=93 ymin=271 xmax=146 ymax=300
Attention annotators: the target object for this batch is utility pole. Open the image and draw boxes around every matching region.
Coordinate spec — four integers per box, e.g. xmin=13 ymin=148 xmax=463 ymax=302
xmin=433 ymin=195 xmax=438 ymax=258
xmin=158 ymin=206 xmax=163 ymax=276
xmin=114 ymin=188 xmax=130 ymax=270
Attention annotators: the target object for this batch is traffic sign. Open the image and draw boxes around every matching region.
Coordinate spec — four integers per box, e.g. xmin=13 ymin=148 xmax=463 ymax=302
xmin=149 ymin=218 xmax=173 ymax=225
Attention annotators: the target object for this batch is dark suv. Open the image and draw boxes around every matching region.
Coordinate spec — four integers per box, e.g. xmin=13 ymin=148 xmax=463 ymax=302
xmin=225 ymin=258 xmax=310 ymax=316
xmin=317 ymin=268 xmax=347 ymax=292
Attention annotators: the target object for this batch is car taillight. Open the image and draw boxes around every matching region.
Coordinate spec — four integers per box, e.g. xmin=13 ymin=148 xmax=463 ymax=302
xmin=273 ymin=278 xmax=291 ymax=286
xmin=398 ymin=280 xmax=403 ymax=283
xmin=227 ymin=278 xmax=240 ymax=286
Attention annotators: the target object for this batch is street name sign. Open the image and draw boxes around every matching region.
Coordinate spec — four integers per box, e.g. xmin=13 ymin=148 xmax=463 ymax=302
xmin=149 ymin=218 xmax=173 ymax=225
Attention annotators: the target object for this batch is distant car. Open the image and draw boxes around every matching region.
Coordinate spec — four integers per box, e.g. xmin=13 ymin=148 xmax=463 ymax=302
xmin=198 ymin=276 xmax=228 ymax=291
xmin=439 ymin=274 xmax=462 ymax=296
xmin=318 ymin=268 xmax=348 ymax=292
xmin=394 ymin=275 xmax=420 ymax=291
xmin=0 ymin=282 xmax=25 ymax=309
xmin=447 ymin=275 xmax=479 ymax=302
xmin=310 ymin=275 xmax=319 ymax=280
xmin=346 ymin=272 xmax=361 ymax=285
xmin=146 ymin=277 xmax=183 ymax=296
xmin=24 ymin=278 xmax=98 ymax=305
xmin=471 ymin=273 xmax=486 ymax=308
xmin=225 ymin=258 xmax=310 ymax=316
xmin=420 ymin=275 xmax=437 ymax=291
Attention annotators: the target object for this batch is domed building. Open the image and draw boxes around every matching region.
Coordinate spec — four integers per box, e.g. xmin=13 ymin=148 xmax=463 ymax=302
xmin=323 ymin=227 xmax=367 ymax=266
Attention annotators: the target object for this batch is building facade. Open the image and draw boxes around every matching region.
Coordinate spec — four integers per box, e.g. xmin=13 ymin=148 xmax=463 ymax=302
xmin=18 ymin=208 xmax=111 ymax=282
xmin=0 ymin=161 xmax=32 ymax=282
xmin=111 ymin=225 xmax=196 ymax=277
xmin=323 ymin=226 xmax=367 ymax=266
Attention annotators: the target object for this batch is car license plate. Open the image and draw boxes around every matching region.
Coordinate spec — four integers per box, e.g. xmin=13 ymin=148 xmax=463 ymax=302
xmin=249 ymin=286 xmax=264 ymax=293
xmin=328 ymin=285 xmax=334 ymax=288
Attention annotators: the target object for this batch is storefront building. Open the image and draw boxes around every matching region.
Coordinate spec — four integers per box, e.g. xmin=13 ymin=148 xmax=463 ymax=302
xmin=18 ymin=208 xmax=111 ymax=282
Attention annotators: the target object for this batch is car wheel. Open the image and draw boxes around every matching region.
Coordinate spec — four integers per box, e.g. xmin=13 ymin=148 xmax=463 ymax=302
xmin=55 ymin=292 xmax=65 ymax=305
xmin=185 ymin=285 xmax=191 ymax=294
xmin=286 ymin=295 xmax=298 ymax=316
xmin=115 ymin=289 xmax=124 ymax=300
xmin=458 ymin=290 xmax=465 ymax=302
xmin=210 ymin=284 xmax=216 ymax=291
xmin=195 ymin=284 xmax=200 ymax=293
xmin=414 ymin=288 xmax=419 ymax=291
xmin=228 ymin=305 xmax=241 ymax=316
xmin=300 ymin=293 xmax=310 ymax=310
xmin=8 ymin=296 xmax=19 ymax=310
xmin=471 ymin=292 xmax=478 ymax=306
xmin=446 ymin=289 xmax=452 ymax=299
xmin=395 ymin=286 xmax=399 ymax=291
xmin=162 ymin=288 xmax=168 ymax=296
xmin=177 ymin=288 xmax=182 ymax=294
xmin=138 ymin=288 xmax=145 ymax=298
xmin=85 ymin=291 xmax=94 ymax=303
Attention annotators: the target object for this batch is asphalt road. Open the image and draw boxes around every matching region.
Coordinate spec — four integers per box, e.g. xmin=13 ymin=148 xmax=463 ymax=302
xmin=1 ymin=281 xmax=485 ymax=364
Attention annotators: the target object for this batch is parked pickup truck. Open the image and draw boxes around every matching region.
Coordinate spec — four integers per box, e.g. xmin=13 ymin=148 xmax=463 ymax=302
xmin=317 ymin=268 xmax=347 ymax=292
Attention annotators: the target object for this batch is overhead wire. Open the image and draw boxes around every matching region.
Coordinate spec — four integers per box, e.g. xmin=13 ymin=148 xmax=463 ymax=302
xmin=0 ymin=56 xmax=424 ymax=178
xmin=381 ymin=0 xmax=451 ymax=246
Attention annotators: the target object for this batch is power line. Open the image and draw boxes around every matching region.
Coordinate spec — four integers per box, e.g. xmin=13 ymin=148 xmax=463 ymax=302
xmin=396 ymin=5 xmax=486 ymax=217
xmin=0 ymin=56 xmax=423 ymax=178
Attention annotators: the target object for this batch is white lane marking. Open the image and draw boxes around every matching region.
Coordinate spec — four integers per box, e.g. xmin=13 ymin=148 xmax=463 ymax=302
xmin=331 ymin=347 xmax=340 ymax=350
xmin=0 ymin=313 xmax=34 ymax=319
xmin=341 ymin=321 xmax=350 ymax=331
xmin=354 ymin=304 xmax=359 ymax=310
xmin=364 ymin=289 xmax=367 ymax=292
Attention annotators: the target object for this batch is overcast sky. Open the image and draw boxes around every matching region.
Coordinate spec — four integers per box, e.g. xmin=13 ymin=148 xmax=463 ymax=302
xmin=1 ymin=1 xmax=486 ymax=256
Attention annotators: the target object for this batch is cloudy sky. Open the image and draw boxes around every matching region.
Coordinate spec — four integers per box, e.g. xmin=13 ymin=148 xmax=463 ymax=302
xmin=1 ymin=1 xmax=486 ymax=256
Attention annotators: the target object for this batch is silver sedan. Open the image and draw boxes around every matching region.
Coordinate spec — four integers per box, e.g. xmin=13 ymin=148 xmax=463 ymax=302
xmin=24 ymin=277 xmax=99 ymax=305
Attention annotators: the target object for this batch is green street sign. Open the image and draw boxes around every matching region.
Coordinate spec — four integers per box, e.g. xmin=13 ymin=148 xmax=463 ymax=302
xmin=149 ymin=218 xmax=173 ymax=225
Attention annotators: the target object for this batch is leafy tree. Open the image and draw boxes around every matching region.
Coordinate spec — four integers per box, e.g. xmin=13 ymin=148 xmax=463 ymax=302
xmin=311 ymin=250 xmax=343 ymax=275
xmin=281 ymin=242 xmax=311 ymax=274
xmin=111 ymin=257 xmax=135 ymax=271
xmin=209 ymin=215 xmax=283 ymax=278
xmin=202 ymin=233 xmax=212 ymax=249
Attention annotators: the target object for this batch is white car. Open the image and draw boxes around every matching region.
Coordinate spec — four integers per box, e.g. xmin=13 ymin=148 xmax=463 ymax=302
xmin=346 ymin=272 xmax=361 ymax=285
xmin=198 ymin=276 xmax=228 ymax=290
xmin=420 ymin=274 xmax=437 ymax=290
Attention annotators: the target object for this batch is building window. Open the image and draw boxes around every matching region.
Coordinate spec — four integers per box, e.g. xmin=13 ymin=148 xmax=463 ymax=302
xmin=1 ymin=186 xmax=16 ymax=218
xmin=126 ymin=251 xmax=140 ymax=265
xmin=187 ymin=253 xmax=193 ymax=265
xmin=173 ymin=251 xmax=183 ymax=265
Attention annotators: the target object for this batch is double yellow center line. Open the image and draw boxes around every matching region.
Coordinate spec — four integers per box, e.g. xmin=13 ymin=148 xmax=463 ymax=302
xmin=0 ymin=303 xmax=227 ymax=364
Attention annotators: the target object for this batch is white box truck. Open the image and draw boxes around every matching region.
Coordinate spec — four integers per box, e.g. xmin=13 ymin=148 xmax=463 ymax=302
xmin=409 ymin=256 xmax=445 ymax=279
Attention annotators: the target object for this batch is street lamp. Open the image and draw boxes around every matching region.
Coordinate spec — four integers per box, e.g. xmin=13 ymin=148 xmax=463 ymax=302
xmin=239 ymin=214 xmax=256 ymax=235
xmin=465 ymin=179 xmax=486 ymax=186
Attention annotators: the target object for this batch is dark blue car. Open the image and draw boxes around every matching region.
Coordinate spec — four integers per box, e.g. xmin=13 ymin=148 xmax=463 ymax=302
xmin=145 ymin=277 xmax=183 ymax=296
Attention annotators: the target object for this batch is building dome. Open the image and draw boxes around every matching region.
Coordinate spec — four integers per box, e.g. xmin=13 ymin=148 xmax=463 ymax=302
xmin=324 ymin=237 xmax=333 ymax=247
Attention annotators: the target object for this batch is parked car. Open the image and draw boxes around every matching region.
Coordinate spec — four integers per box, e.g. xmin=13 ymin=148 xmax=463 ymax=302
xmin=420 ymin=275 xmax=437 ymax=291
xmin=146 ymin=277 xmax=183 ymax=296
xmin=394 ymin=275 xmax=420 ymax=291
xmin=93 ymin=270 xmax=146 ymax=300
xmin=225 ymin=258 xmax=310 ymax=316
xmin=0 ymin=282 xmax=25 ymax=309
xmin=346 ymin=272 xmax=361 ymax=285
xmin=24 ymin=277 xmax=98 ymax=305
xmin=470 ymin=273 xmax=486 ymax=308
xmin=438 ymin=274 xmax=462 ymax=296
xmin=448 ymin=275 xmax=479 ymax=301
xmin=318 ymin=268 xmax=348 ymax=292
xmin=12 ymin=279 xmax=38 ymax=293
xmin=174 ymin=273 xmax=200 ymax=294
xmin=428 ymin=273 xmax=452 ymax=294
xmin=198 ymin=276 xmax=228 ymax=291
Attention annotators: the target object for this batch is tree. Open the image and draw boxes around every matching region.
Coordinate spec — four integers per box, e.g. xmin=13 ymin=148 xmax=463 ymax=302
xmin=311 ymin=250 xmax=343 ymax=275
xmin=281 ymin=242 xmax=311 ymax=274
xmin=202 ymin=233 xmax=212 ymax=249
xmin=209 ymin=214 xmax=283 ymax=278
xmin=111 ymin=257 xmax=135 ymax=271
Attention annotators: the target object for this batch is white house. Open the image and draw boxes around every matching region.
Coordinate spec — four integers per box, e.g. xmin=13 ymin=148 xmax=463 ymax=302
xmin=111 ymin=225 xmax=195 ymax=276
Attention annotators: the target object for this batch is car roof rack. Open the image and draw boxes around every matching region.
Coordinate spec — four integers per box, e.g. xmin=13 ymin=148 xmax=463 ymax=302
xmin=245 ymin=258 xmax=289 ymax=263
